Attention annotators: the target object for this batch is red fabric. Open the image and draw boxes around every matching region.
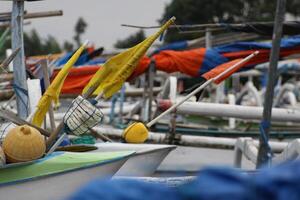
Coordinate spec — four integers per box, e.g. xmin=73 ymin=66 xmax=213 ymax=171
xmin=153 ymin=48 xmax=206 ymax=77
xmin=202 ymin=59 xmax=244 ymax=84
xmin=128 ymin=56 xmax=151 ymax=80
xmin=52 ymin=66 xmax=100 ymax=94
xmin=222 ymin=47 xmax=300 ymax=65
xmin=128 ymin=49 xmax=206 ymax=80
xmin=52 ymin=46 xmax=300 ymax=94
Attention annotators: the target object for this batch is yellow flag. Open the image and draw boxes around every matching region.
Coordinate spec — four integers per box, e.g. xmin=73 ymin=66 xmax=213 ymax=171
xmin=82 ymin=17 xmax=176 ymax=99
xmin=32 ymin=42 xmax=88 ymax=127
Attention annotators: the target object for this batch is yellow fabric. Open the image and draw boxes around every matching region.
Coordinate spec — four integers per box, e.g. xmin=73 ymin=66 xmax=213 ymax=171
xmin=122 ymin=122 xmax=148 ymax=143
xmin=32 ymin=44 xmax=87 ymax=127
xmin=82 ymin=17 xmax=175 ymax=99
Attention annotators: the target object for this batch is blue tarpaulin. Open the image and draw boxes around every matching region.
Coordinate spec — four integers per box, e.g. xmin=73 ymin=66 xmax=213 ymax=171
xmin=68 ymin=161 xmax=300 ymax=200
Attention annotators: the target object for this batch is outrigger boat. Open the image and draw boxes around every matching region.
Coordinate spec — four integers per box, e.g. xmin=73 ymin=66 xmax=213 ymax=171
xmin=0 ymin=151 xmax=135 ymax=200
xmin=94 ymin=143 xmax=176 ymax=176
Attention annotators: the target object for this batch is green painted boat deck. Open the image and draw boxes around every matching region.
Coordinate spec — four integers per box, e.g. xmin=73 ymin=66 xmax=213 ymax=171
xmin=0 ymin=151 xmax=134 ymax=185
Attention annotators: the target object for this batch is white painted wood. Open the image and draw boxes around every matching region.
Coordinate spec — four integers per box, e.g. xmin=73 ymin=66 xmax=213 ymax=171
xmin=234 ymin=138 xmax=258 ymax=167
xmin=273 ymin=139 xmax=300 ymax=164
xmin=94 ymin=143 xmax=176 ymax=176
xmin=169 ymin=76 xmax=177 ymax=101
xmin=146 ymin=51 xmax=259 ymax=128
xmin=163 ymin=101 xmax=300 ymax=122
xmin=228 ymin=94 xmax=236 ymax=129
xmin=0 ymin=157 xmax=128 ymax=200
xmin=5 ymin=49 xmax=13 ymax=72
xmin=92 ymin=127 xmax=287 ymax=151
xmin=27 ymin=79 xmax=42 ymax=115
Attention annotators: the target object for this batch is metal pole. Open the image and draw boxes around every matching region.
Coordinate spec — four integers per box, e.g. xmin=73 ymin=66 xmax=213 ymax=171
xmin=147 ymin=60 xmax=155 ymax=121
xmin=141 ymin=70 xmax=148 ymax=122
xmin=256 ymin=0 xmax=286 ymax=168
xmin=118 ymin=85 xmax=125 ymax=124
xmin=11 ymin=0 xmax=28 ymax=119
xmin=206 ymin=27 xmax=223 ymax=103
xmin=205 ymin=28 xmax=212 ymax=48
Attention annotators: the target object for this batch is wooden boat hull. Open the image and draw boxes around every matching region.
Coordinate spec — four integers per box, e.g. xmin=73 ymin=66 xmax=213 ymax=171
xmin=0 ymin=152 xmax=133 ymax=200
xmin=94 ymin=143 xmax=176 ymax=176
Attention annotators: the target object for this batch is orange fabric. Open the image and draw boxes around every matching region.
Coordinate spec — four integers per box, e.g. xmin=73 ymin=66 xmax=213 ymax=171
xmin=222 ymin=47 xmax=300 ymax=65
xmin=129 ymin=49 xmax=206 ymax=80
xmin=51 ymin=66 xmax=100 ymax=94
xmin=51 ymin=57 xmax=151 ymax=94
xmin=202 ymin=59 xmax=244 ymax=84
xmin=153 ymin=48 xmax=206 ymax=77
xmin=52 ymin=46 xmax=300 ymax=94
xmin=128 ymin=56 xmax=151 ymax=80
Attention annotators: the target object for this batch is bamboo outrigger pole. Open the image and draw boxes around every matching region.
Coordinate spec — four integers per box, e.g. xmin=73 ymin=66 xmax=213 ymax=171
xmin=146 ymin=51 xmax=259 ymax=128
xmin=256 ymin=0 xmax=286 ymax=168
xmin=0 ymin=10 xmax=63 ymax=21
xmin=11 ymin=0 xmax=28 ymax=119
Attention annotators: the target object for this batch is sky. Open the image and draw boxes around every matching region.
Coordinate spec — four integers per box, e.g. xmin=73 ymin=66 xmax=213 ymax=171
xmin=0 ymin=0 xmax=171 ymax=49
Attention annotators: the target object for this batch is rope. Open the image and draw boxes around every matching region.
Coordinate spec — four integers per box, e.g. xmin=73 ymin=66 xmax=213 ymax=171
xmin=12 ymin=83 xmax=28 ymax=114
xmin=259 ymin=120 xmax=273 ymax=166
xmin=109 ymin=94 xmax=119 ymax=124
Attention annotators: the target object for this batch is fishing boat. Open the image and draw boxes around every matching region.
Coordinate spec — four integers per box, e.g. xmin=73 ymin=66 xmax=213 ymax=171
xmin=94 ymin=143 xmax=176 ymax=176
xmin=0 ymin=151 xmax=135 ymax=200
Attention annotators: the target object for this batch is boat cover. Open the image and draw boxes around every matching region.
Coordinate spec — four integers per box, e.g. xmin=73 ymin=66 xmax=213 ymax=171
xmin=51 ymin=36 xmax=300 ymax=94
xmin=0 ymin=151 xmax=134 ymax=185
xmin=68 ymin=160 xmax=300 ymax=200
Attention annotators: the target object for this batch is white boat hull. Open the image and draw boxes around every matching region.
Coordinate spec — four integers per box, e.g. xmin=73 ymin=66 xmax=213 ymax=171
xmin=0 ymin=157 xmax=128 ymax=200
xmin=94 ymin=143 xmax=176 ymax=176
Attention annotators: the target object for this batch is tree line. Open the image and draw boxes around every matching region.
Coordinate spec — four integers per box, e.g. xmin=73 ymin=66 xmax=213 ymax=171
xmin=0 ymin=17 xmax=87 ymax=59
xmin=2 ymin=0 xmax=300 ymax=58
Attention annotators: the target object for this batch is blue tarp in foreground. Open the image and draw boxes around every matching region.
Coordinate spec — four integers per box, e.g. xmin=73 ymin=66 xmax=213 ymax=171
xmin=68 ymin=160 xmax=300 ymax=200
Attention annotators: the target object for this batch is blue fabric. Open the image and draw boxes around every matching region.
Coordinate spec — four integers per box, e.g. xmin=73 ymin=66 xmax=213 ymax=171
xmin=153 ymin=41 xmax=188 ymax=54
xmin=67 ymin=178 xmax=179 ymax=200
xmin=257 ymin=60 xmax=300 ymax=74
xmin=55 ymin=52 xmax=73 ymax=67
xmin=74 ymin=52 xmax=89 ymax=66
xmin=59 ymin=135 xmax=71 ymax=147
xmin=55 ymin=52 xmax=90 ymax=67
xmin=152 ymin=36 xmax=300 ymax=55
xmin=259 ymin=120 xmax=272 ymax=165
xmin=85 ymin=57 xmax=107 ymax=65
xmin=56 ymin=54 xmax=106 ymax=67
xmin=199 ymin=49 xmax=229 ymax=74
xmin=214 ymin=36 xmax=300 ymax=53
xmin=67 ymin=161 xmax=300 ymax=200
xmin=12 ymin=83 xmax=28 ymax=114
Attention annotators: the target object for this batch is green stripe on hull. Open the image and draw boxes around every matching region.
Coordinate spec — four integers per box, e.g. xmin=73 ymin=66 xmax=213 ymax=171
xmin=0 ymin=151 xmax=134 ymax=184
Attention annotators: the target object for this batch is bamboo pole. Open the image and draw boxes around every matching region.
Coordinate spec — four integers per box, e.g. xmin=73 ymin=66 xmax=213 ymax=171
xmin=0 ymin=47 xmax=20 ymax=73
xmin=146 ymin=51 xmax=259 ymax=128
xmin=157 ymin=101 xmax=300 ymax=122
xmin=92 ymin=126 xmax=287 ymax=152
xmin=11 ymin=0 xmax=28 ymax=119
xmin=0 ymin=10 xmax=63 ymax=21
xmin=121 ymin=21 xmax=274 ymax=29
xmin=60 ymin=87 xmax=162 ymax=98
xmin=0 ymin=21 xmax=31 ymax=29
xmin=147 ymin=60 xmax=155 ymax=121
xmin=256 ymin=0 xmax=286 ymax=168
xmin=0 ymin=109 xmax=50 ymax=137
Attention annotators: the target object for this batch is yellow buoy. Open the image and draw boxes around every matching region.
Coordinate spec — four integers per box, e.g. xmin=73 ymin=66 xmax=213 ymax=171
xmin=0 ymin=146 xmax=5 ymax=166
xmin=3 ymin=125 xmax=46 ymax=163
xmin=122 ymin=122 xmax=148 ymax=143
